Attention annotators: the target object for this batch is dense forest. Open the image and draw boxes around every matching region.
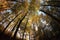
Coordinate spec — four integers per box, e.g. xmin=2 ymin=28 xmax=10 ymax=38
xmin=0 ymin=0 xmax=60 ymax=40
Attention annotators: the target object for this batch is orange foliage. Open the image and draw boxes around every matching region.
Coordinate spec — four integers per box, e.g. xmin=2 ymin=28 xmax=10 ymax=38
xmin=0 ymin=0 xmax=9 ymax=12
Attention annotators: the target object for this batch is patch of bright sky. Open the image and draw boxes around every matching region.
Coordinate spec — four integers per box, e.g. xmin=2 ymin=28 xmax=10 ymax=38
xmin=28 ymin=0 xmax=31 ymax=3
xmin=6 ymin=10 xmax=12 ymax=14
xmin=40 ymin=0 xmax=45 ymax=4
xmin=1 ymin=9 xmax=12 ymax=14
xmin=46 ymin=6 xmax=51 ymax=11
xmin=37 ymin=10 xmax=46 ymax=16
xmin=41 ymin=18 xmax=46 ymax=25
xmin=13 ymin=1 xmax=17 ymax=4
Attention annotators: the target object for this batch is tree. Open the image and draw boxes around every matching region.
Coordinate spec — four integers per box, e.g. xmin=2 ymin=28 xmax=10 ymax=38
xmin=0 ymin=0 xmax=60 ymax=40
